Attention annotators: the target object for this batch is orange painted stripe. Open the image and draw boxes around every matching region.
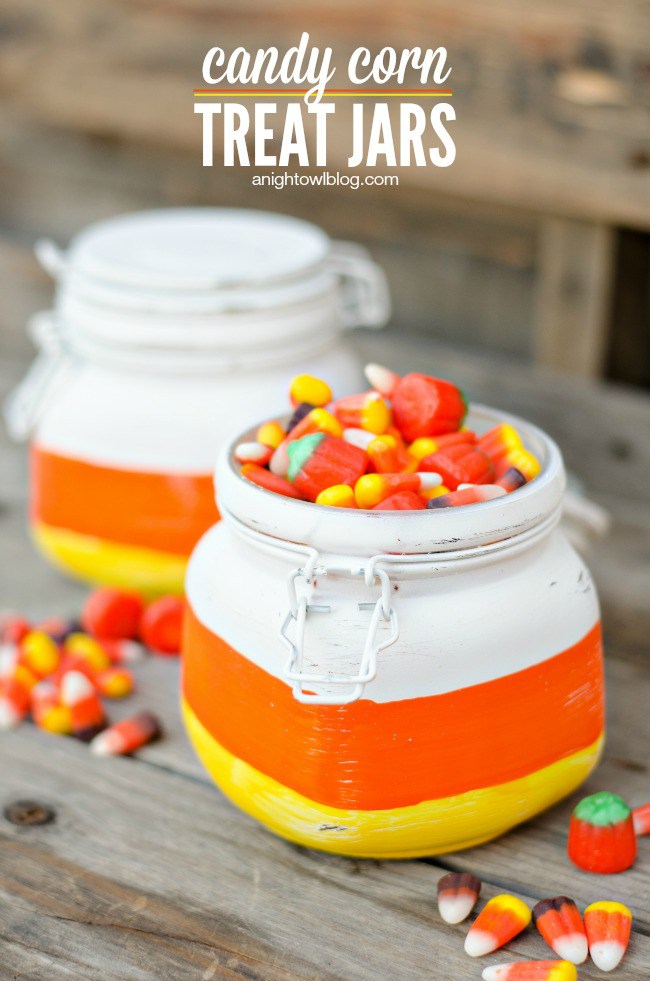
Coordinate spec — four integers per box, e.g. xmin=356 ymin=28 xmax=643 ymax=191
xmin=182 ymin=608 xmax=604 ymax=810
xmin=30 ymin=446 xmax=217 ymax=556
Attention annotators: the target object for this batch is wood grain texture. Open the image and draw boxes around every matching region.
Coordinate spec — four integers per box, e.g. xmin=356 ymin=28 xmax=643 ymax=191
xmin=0 ymin=0 xmax=648 ymax=227
xmin=534 ymin=218 xmax=615 ymax=377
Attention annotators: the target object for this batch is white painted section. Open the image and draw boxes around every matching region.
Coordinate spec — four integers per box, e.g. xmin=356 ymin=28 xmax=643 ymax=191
xmin=32 ymin=342 xmax=362 ymax=471
xmin=186 ymin=517 xmax=601 ymax=705
xmin=9 ymin=207 xmax=390 ymax=463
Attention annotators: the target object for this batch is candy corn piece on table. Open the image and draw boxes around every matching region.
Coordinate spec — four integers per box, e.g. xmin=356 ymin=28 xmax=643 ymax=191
xmin=1 ymin=334 xmax=649 ymax=979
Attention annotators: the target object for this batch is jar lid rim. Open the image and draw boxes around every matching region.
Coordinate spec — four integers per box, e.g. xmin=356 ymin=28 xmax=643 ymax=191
xmin=65 ymin=208 xmax=331 ymax=293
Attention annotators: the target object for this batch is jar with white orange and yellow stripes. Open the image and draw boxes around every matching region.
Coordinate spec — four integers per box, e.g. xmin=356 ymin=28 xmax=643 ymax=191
xmin=183 ymin=404 xmax=605 ymax=858
xmin=6 ymin=208 xmax=389 ymax=594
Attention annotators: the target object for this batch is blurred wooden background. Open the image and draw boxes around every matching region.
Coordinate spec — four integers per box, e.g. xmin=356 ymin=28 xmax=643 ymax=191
xmin=0 ymin=0 xmax=648 ymax=383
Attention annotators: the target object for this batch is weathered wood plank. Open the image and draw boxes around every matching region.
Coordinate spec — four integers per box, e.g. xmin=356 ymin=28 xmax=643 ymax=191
xmin=534 ymin=219 xmax=615 ymax=377
xmin=0 ymin=0 xmax=648 ymax=228
xmin=2 ymin=701 xmax=649 ymax=981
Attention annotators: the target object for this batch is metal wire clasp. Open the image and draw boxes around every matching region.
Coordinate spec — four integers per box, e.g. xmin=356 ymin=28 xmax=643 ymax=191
xmin=279 ymin=551 xmax=399 ymax=705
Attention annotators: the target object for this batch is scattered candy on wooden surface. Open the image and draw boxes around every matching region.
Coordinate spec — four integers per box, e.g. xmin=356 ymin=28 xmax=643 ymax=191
xmin=532 ymin=896 xmax=588 ymax=964
xmin=568 ymin=791 xmax=637 ymax=873
xmin=632 ymin=801 xmax=650 ymax=835
xmin=481 ymin=961 xmax=577 ymax=981
xmin=234 ymin=366 xmax=542 ymax=511
xmin=437 ymin=871 xmax=481 ymax=924
xmin=584 ymin=900 xmax=632 ymax=972
xmin=139 ymin=595 xmax=184 ymax=655
xmin=82 ymin=587 xmax=145 ymax=640
xmin=60 ymin=670 xmax=106 ymax=741
xmin=90 ymin=711 xmax=161 ymax=757
xmin=0 ymin=587 xmax=179 ymax=754
xmin=464 ymin=894 xmax=532 ymax=957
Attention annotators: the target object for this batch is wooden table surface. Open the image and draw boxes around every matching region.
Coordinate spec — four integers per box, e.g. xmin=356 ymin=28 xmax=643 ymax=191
xmin=1 ymin=326 xmax=649 ymax=980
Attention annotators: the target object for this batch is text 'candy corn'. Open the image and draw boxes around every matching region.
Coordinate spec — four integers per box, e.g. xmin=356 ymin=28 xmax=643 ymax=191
xmin=437 ymin=872 xmax=481 ymax=924
xmin=584 ymin=901 xmax=632 ymax=972
xmin=464 ymin=894 xmax=531 ymax=957
xmin=532 ymin=896 xmax=588 ymax=964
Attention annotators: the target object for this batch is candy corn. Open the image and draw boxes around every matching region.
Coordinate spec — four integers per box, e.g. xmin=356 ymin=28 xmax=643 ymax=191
xmin=419 ymin=444 xmax=494 ymax=490
xmin=494 ymin=448 xmax=541 ymax=482
xmin=427 ymin=485 xmax=506 ymax=509
xmin=101 ymin=638 xmax=146 ymax=665
xmin=481 ymin=961 xmax=577 ymax=981
xmin=355 ymin=472 xmax=441 ymax=509
xmin=367 ymin=434 xmax=417 ymax=474
xmin=437 ymin=871 xmax=481 ymax=924
xmin=496 ymin=467 xmax=527 ymax=493
xmin=289 ymin=374 xmax=332 ymax=408
xmin=633 ymin=801 xmax=650 ymax=835
xmin=330 ymin=391 xmax=391 ymax=434
xmin=287 ymin=434 xmax=368 ymax=502
xmin=422 ymin=484 xmax=451 ymax=501
xmin=20 ymin=630 xmax=60 ymax=678
xmin=286 ymin=401 xmax=314 ymax=433
xmin=0 ymin=659 xmax=37 ymax=729
xmin=60 ymin=670 xmax=106 ymax=741
xmin=343 ymin=427 xmax=374 ymax=449
xmin=532 ymin=897 xmax=588 ymax=964
xmin=241 ymin=462 xmax=303 ymax=499
xmin=391 ymin=372 xmax=466 ymax=442
xmin=568 ymin=791 xmax=637 ymax=873
xmin=31 ymin=680 xmax=73 ymax=734
xmin=584 ymin=901 xmax=632 ymax=972
xmin=90 ymin=711 xmax=161 ymax=756
xmin=408 ymin=431 xmax=476 ymax=461
xmin=316 ymin=485 xmax=358 ymax=508
xmin=64 ymin=632 xmax=111 ymax=672
xmin=373 ymin=491 xmax=426 ymax=511
xmin=364 ymin=362 xmax=400 ymax=397
xmin=234 ymin=441 xmax=273 ymax=466
xmin=0 ymin=614 xmax=31 ymax=645
xmin=140 ymin=596 xmax=184 ymax=655
xmin=82 ymin=588 xmax=144 ymax=640
xmin=464 ymin=895 xmax=531 ymax=957
xmin=256 ymin=420 xmax=286 ymax=449
xmin=478 ymin=424 xmax=523 ymax=465
xmin=96 ymin=667 xmax=135 ymax=698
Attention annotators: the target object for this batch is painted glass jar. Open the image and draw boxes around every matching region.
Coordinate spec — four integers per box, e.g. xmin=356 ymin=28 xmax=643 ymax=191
xmin=183 ymin=405 xmax=605 ymax=859
xmin=5 ymin=209 xmax=389 ymax=593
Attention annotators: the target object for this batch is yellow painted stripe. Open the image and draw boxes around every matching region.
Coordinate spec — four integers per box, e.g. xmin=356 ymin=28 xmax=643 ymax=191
xmin=32 ymin=522 xmax=187 ymax=596
xmin=182 ymin=697 xmax=604 ymax=859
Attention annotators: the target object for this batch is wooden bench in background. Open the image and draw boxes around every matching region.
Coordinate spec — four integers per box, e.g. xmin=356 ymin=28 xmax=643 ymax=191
xmin=0 ymin=0 xmax=648 ymax=382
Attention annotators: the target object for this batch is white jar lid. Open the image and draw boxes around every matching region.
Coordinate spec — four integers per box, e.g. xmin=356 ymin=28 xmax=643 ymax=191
xmin=36 ymin=208 xmax=390 ymax=323
xmin=66 ymin=208 xmax=330 ymax=292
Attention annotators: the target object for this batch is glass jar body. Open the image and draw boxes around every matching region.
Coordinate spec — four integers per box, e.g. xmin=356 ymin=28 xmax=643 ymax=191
xmin=182 ymin=410 xmax=604 ymax=858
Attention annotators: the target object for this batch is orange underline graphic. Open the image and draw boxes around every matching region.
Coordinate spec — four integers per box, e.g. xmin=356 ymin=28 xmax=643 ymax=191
xmin=194 ymin=89 xmax=452 ymax=98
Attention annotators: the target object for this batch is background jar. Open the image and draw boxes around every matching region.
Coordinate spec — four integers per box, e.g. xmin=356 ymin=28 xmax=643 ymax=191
xmin=183 ymin=405 xmax=605 ymax=859
xmin=5 ymin=208 xmax=389 ymax=594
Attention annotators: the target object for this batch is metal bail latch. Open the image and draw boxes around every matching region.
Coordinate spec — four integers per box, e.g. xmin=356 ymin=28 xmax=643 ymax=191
xmin=278 ymin=552 xmax=399 ymax=706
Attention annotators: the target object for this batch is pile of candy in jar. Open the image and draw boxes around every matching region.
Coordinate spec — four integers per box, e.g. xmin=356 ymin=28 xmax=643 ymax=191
xmin=234 ymin=364 xmax=541 ymax=509
xmin=431 ymin=790 xmax=650 ymax=977
xmin=0 ymin=588 xmax=183 ymax=755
